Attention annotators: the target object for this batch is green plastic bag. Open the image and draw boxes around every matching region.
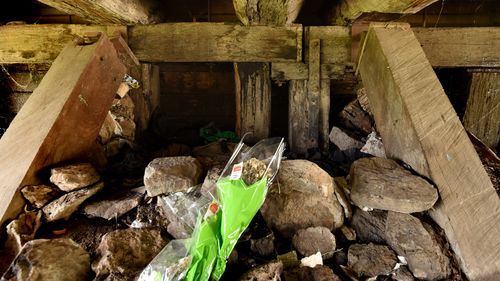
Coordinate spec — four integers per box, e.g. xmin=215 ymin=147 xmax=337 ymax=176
xmin=212 ymin=177 xmax=269 ymax=279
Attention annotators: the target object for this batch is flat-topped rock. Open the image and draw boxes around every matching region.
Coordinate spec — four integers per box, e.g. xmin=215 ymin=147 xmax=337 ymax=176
xmin=350 ymin=208 xmax=387 ymax=244
xmin=83 ymin=191 xmax=143 ymax=220
xmin=348 ymin=243 xmax=397 ymax=277
xmin=385 ymin=212 xmax=450 ymax=280
xmin=50 ymin=163 xmax=100 ymax=192
xmin=261 ymin=160 xmax=344 ymax=239
xmin=350 ymin=157 xmax=438 ymax=213
xmin=20 ymin=184 xmax=60 ymax=209
xmin=2 ymin=238 xmax=90 ymax=281
xmin=42 ymin=182 xmax=104 ymax=222
xmin=144 ymin=156 xmax=203 ymax=197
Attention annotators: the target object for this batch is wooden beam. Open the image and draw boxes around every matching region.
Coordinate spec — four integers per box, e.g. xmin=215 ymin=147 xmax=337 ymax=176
xmin=334 ymin=0 xmax=438 ymax=25
xmin=234 ymin=63 xmax=271 ymax=143
xmin=463 ymin=71 xmax=500 ymax=152
xmin=305 ymin=26 xmax=351 ymax=65
xmin=233 ymin=0 xmax=305 ymax=26
xmin=413 ymin=27 xmax=500 ymax=67
xmin=271 ymin=63 xmax=348 ymax=80
xmin=38 ymin=0 xmax=160 ymax=24
xmin=128 ymin=23 xmax=303 ymax=63
xmin=0 ymin=35 xmax=126 ymax=225
xmin=0 ymin=24 xmax=126 ymax=64
xmin=358 ymin=23 xmax=500 ymax=280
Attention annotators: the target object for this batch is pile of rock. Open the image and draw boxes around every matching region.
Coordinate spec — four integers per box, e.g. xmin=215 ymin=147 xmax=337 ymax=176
xmin=1 ymin=141 xmax=458 ymax=280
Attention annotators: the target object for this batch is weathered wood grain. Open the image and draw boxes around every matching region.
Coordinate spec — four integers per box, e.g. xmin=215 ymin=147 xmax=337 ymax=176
xmin=271 ymin=63 xmax=346 ymax=80
xmin=0 ymin=35 xmax=126 ymax=225
xmin=413 ymin=27 xmax=500 ymax=67
xmin=128 ymin=23 xmax=302 ymax=63
xmin=234 ymin=63 xmax=271 ymax=143
xmin=358 ymin=22 xmax=500 ymax=280
xmin=38 ymin=0 xmax=160 ymax=24
xmin=334 ymin=0 xmax=438 ymax=24
xmin=233 ymin=0 xmax=304 ymax=25
xmin=305 ymin=26 xmax=351 ymax=65
xmin=0 ymin=24 xmax=126 ymax=64
xmin=463 ymin=71 xmax=500 ymax=151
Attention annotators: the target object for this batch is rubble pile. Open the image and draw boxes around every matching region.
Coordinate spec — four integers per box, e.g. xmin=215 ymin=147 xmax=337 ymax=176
xmin=0 ymin=93 xmax=478 ymax=281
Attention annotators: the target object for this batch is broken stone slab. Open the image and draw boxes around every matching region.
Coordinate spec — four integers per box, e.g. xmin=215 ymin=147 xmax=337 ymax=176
xmin=298 ymin=265 xmax=342 ymax=281
xmin=261 ymin=160 xmax=344 ymax=239
xmin=42 ymin=181 xmax=104 ymax=222
xmin=350 ymin=157 xmax=439 ymax=213
xmin=348 ymin=243 xmax=397 ymax=277
xmin=239 ymin=260 xmax=283 ymax=281
xmin=339 ymin=100 xmax=373 ymax=136
xmin=292 ymin=227 xmax=336 ymax=259
xmin=333 ymin=179 xmax=352 ymax=221
xmin=1 ymin=238 xmax=90 ymax=281
xmin=5 ymin=211 xmax=42 ymax=255
xmin=92 ymin=228 xmax=168 ymax=279
xmin=360 ymin=131 xmax=387 ymax=158
xmin=50 ymin=163 xmax=101 ymax=192
xmin=144 ymin=156 xmax=203 ymax=197
xmin=350 ymin=208 xmax=387 ymax=244
xmin=356 ymin=88 xmax=373 ymax=116
xmin=385 ymin=212 xmax=451 ymax=280
xmin=329 ymin=126 xmax=364 ymax=151
xmin=20 ymin=184 xmax=60 ymax=209
xmin=82 ymin=191 xmax=143 ymax=220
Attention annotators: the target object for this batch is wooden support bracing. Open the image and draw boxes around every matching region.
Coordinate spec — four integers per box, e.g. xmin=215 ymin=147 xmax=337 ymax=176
xmin=463 ymin=71 xmax=500 ymax=152
xmin=358 ymin=23 xmax=500 ymax=280
xmin=38 ymin=0 xmax=160 ymax=24
xmin=234 ymin=62 xmax=271 ymax=143
xmin=0 ymin=34 xmax=126 ymax=225
xmin=334 ymin=0 xmax=438 ymax=25
xmin=233 ymin=0 xmax=305 ymax=26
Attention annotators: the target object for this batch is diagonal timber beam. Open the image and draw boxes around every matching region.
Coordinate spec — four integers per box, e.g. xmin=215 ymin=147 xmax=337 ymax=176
xmin=38 ymin=0 xmax=160 ymax=24
xmin=358 ymin=22 xmax=500 ymax=280
xmin=0 ymin=34 xmax=126 ymax=225
xmin=334 ymin=0 xmax=438 ymax=25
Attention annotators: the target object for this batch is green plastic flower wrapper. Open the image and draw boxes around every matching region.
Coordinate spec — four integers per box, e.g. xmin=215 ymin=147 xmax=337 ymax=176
xmin=138 ymin=137 xmax=285 ymax=281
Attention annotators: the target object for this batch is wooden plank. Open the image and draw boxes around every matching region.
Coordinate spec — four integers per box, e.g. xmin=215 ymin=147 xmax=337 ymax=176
xmin=128 ymin=23 xmax=302 ymax=63
xmin=0 ymin=34 xmax=126 ymax=225
xmin=308 ymin=39 xmax=321 ymax=152
xmin=463 ymin=71 xmax=500 ymax=151
xmin=0 ymin=24 xmax=126 ymax=64
xmin=234 ymin=62 xmax=271 ymax=143
xmin=413 ymin=27 xmax=500 ymax=67
xmin=305 ymin=26 xmax=351 ymax=64
xmin=333 ymin=0 xmax=438 ymax=24
xmin=288 ymin=80 xmax=309 ymax=155
xmin=272 ymin=63 xmax=347 ymax=80
xmin=358 ymin=23 xmax=500 ymax=280
xmin=38 ymin=0 xmax=160 ymax=24
xmin=319 ymin=80 xmax=331 ymax=152
xmin=233 ymin=0 xmax=304 ymax=25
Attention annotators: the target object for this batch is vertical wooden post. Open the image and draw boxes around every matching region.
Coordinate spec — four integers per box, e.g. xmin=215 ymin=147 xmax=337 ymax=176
xmin=234 ymin=62 xmax=271 ymax=143
xmin=288 ymin=80 xmax=310 ymax=154
xmin=463 ymin=70 xmax=500 ymax=152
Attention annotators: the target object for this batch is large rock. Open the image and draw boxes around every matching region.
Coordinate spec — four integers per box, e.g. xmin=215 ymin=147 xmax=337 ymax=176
xmin=42 ymin=182 xmax=104 ymax=222
xmin=83 ymin=191 xmax=143 ymax=220
xmin=329 ymin=126 xmax=364 ymax=151
xmin=350 ymin=208 xmax=387 ymax=244
xmin=385 ymin=212 xmax=450 ymax=280
xmin=261 ymin=160 xmax=344 ymax=238
xmin=347 ymin=243 xmax=397 ymax=277
xmin=239 ymin=260 xmax=283 ymax=281
xmin=292 ymin=227 xmax=336 ymax=259
xmin=1 ymin=238 xmax=90 ymax=281
xmin=50 ymin=163 xmax=100 ymax=192
xmin=144 ymin=156 xmax=203 ymax=197
xmin=92 ymin=228 xmax=168 ymax=279
xmin=350 ymin=157 xmax=438 ymax=213
xmin=20 ymin=184 xmax=60 ymax=209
